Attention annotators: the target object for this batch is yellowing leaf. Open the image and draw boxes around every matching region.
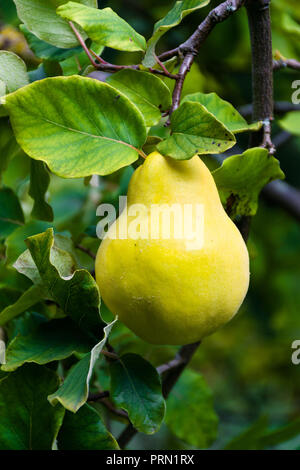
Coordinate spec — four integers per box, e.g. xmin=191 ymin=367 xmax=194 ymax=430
xmin=57 ymin=2 xmax=146 ymax=52
xmin=13 ymin=0 xmax=97 ymax=48
xmin=5 ymin=76 xmax=147 ymax=177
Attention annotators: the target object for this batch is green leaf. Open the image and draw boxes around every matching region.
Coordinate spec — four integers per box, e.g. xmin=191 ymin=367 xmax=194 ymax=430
xmin=0 ymin=51 xmax=29 ymax=94
xmin=57 ymin=404 xmax=119 ymax=450
xmin=48 ymin=318 xmax=117 ymax=412
xmin=143 ymin=136 xmax=163 ymax=154
xmin=29 ymin=160 xmax=53 ymax=222
xmin=4 ymin=76 xmax=147 ymax=177
xmin=14 ymin=233 xmax=78 ymax=285
xmin=166 ymin=369 xmax=218 ymax=448
xmin=24 ymin=228 xmax=102 ymax=337
xmin=13 ymin=0 xmax=97 ymax=49
xmin=224 ymin=415 xmax=269 ymax=450
xmin=143 ymin=0 xmax=210 ymax=68
xmin=182 ymin=92 xmax=262 ymax=134
xmin=279 ymin=111 xmax=300 ymax=136
xmin=259 ymin=418 xmax=300 ymax=449
xmin=157 ymin=101 xmax=235 ymax=159
xmin=109 ymin=353 xmax=165 ymax=434
xmin=0 ymin=118 xmax=21 ymax=181
xmin=5 ymin=311 xmax=47 ymax=342
xmin=0 ymin=187 xmax=24 ymax=239
xmin=224 ymin=416 xmax=300 ymax=450
xmin=57 ymin=2 xmax=146 ymax=52
xmin=212 ymin=148 xmax=285 ymax=216
xmin=2 ymin=318 xmax=95 ymax=372
xmin=281 ymin=12 xmax=300 ymax=36
xmin=0 ymin=364 xmax=65 ymax=450
xmin=107 ymin=70 xmax=171 ymax=127
xmin=0 ymin=285 xmax=45 ymax=327
xmin=0 ymin=287 xmax=24 ymax=314
xmin=20 ymin=25 xmax=82 ymax=62
xmin=5 ymin=220 xmax=52 ymax=266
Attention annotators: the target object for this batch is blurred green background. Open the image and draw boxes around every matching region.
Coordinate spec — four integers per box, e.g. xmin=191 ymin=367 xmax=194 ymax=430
xmin=0 ymin=0 xmax=299 ymax=450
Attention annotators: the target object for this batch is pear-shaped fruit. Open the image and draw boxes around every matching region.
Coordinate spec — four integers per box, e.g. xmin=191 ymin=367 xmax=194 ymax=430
xmin=95 ymin=151 xmax=249 ymax=345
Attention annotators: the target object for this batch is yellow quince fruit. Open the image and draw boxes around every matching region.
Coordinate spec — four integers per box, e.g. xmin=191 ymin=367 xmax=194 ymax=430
xmin=95 ymin=151 xmax=249 ymax=345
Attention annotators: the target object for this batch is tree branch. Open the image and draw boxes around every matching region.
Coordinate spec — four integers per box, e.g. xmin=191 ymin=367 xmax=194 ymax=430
xmin=233 ymin=0 xmax=274 ymax=240
xmin=262 ymin=180 xmax=300 ymax=222
xmin=239 ymin=101 xmax=300 ymax=117
xmin=156 ymin=355 xmax=185 ymax=375
xmin=245 ymin=0 xmax=274 ymax=153
xmin=167 ymin=0 xmax=245 ymax=120
xmin=169 ymin=52 xmax=195 ymax=116
xmin=158 ymin=47 xmax=180 ymax=62
xmin=160 ymin=341 xmax=200 ymax=398
xmin=159 ymin=0 xmax=245 ymax=64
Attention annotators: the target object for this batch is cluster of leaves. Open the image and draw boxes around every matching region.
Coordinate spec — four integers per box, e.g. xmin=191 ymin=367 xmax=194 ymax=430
xmin=0 ymin=0 xmax=299 ymax=451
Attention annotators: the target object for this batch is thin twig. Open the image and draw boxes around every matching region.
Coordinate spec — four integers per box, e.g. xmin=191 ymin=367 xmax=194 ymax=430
xmin=89 ymin=48 xmax=109 ymax=65
xmin=76 ymin=244 xmax=96 ymax=260
xmin=101 ymin=398 xmax=129 ymax=419
xmin=148 ymin=67 xmax=178 ymax=79
xmin=88 ymin=390 xmax=110 ymax=401
xmin=158 ymin=47 xmax=180 ymax=62
xmin=92 ymin=61 xmax=178 ymax=79
xmin=88 ymin=391 xmax=129 ymax=419
xmin=101 ymin=350 xmax=119 ymax=360
xmin=74 ymin=37 xmax=178 ymax=79
xmin=69 ymin=21 xmax=98 ymax=68
xmin=261 ymin=119 xmax=275 ymax=155
xmin=155 ymin=54 xmax=171 ymax=75
xmin=273 ymin=58 xmax=300 ymax=71
xmin=69 ymin=21 xmax=177 ymax=80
